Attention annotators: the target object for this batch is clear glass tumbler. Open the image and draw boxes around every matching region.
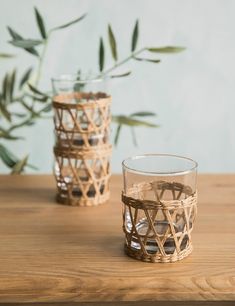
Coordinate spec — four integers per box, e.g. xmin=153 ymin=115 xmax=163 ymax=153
xmin=51 ymin=74 xmax=112 ymax=206
xmin=52 ymin=74 xmax=110 ymax=149
xmin=122 ymin=154 xmax=198 ymax=263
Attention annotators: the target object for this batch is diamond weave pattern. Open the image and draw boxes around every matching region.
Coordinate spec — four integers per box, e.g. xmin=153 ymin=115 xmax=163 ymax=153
xmin=53 ymin=92 xmax=112 ymax=206
xmin=122 ymin=181 xmax=197 ymax=262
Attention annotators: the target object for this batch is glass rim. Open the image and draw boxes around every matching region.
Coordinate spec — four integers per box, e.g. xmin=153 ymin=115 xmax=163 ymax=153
xmin=51 ymin=73 xmax=107 ymax=84
xmin=122 ymin=153 xmax=198 ymax=176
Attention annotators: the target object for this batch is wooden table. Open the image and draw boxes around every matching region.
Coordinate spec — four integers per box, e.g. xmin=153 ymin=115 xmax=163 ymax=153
xmin=0 ymin=175 xmax=234 ymax=306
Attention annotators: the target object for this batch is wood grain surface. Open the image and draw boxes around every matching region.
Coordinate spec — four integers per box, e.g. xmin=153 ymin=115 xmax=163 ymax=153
xmin=0 ymin=174 xmax=234 ymax=305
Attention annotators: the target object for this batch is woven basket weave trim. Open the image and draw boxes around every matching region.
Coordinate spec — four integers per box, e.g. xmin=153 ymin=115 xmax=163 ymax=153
xmin=122 ymin=180 xmax=197 ymax=263
xmin=53 ymin=91 xmax=112 ymax=206
xmin=53 ymin=92 xmax=111 ymax=109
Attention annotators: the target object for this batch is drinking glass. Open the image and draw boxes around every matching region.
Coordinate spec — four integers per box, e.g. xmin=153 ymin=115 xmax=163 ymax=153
xmin=122 ymin=154 xmax=198 ymax=262
xmin=51 ymin=74 xmax=112 ymax=206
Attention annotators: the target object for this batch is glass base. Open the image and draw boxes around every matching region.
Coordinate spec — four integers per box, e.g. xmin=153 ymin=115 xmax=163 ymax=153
xmin=130 ymin=219 xmax=188 ymax=255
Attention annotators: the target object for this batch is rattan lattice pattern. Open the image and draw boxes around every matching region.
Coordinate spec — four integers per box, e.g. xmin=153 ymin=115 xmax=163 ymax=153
xmin=122 ymin=181 xmax=197 ymax=262
xmin=53 ymin=92 xmax=111 ymax=149
xmin=53 ymin=92 xmax=112 ymax=206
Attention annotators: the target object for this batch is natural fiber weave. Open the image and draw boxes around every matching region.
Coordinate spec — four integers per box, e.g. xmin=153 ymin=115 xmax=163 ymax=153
xmin=53 ymin=92 xmax=112 ymax=206
xmin=122 ymin=181 xmax=197 ymax=263
xmin=53 ymin=92 xmax=111 ymax=149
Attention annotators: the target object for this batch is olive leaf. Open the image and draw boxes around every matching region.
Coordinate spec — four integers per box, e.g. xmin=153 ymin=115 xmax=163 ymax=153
xmin=2 ymin=72 xmax=10 ymax=104
xmin=108 ymin=24 xmax=117 ymax=61
xmin=8 ymin=117 xmax=35 ymax=132
xmin=0 ymin=131 xmax=22 ymax=140
xmin=9 ymin=39 xmax=42 ymax=49
xmin=99 ymin=37 xmax=105 ymax=72
xmin=40 ymin=103 xmax=52 ymax=113
xmin=1 ymin=70 xmax=15 ymax=105
xmin=11 ymin=112 xmax=27 ymax=118
xmin=7 ymin=27 xmax=39 ymax=57
xmin=27 ymin=83 xmax=50 ymax=98
xmin=0 ymin=144 xmax=35 ymax=172
xmin=34 ymin=7 xmax=47 ymax=39
xmin=19 ymin=67 xmax=33 ymax=89
xmin=134 ymin=57 xmax=160 ymax=63
xmin=27 ymin=95 xmax=48 ymax=103
xmin=113 ymin=113 xmax=159 ymax=146
xmin=50 ymin=13 xmax=87 ymax=31
xmin=111 ymin=71 xmax=131 ymax=78
xmin=27 ymin=163 xmax=38 ymax=170
xmin=131 ymin=127 xmax=137 ymax=147
xmin=147 ymin=46 xmax=186 ymax=53
xmin=0 ymin=144 xmax=17 ymax=168
xmin=21 ymin=101 xmax=38 ymax=117
xmin=0 ymin=53 xmax=15 ymax=58
xmin=131 ymin=111 xmax=157 ymax=117
xmin=11 ymin=155 xmax=28 ymax=174
xmin=114 ymin=124 xmax=121 ymax=146
xmin=9 ymin=69 xmax=16 ymax=102
xmin=7 ymin=26 xmax=21 ymax=40
xmin=112 ymin=115 xmax=159 ymax=128
xmin=0 ymin=102 xmax=11 ymax=122
xmin=131 ymin=19 xmax=139 ymax=52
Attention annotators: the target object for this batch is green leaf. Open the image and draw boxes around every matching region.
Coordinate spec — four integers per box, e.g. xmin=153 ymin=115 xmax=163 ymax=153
xmin=1 ymin=70 xmax=15 ymax=105
xmin=21 ymin=101 xmax=38 ymax=117
xmin=0 ymin=53 xmax=15 ymax=58
xmin=27 ymin=163 xmax=38 ymax=170
xmin=2 ymin=73 xmax=9 ymax=104
xmin=108 ymin=24 xmax=117 ymax=61
xmin=40 ymin=103 xmax=52 ymax=112
xmin=131 ymin=111 xmax=157 ymax=117
xmin=0 ymin=144 xmax=35 ymax=172
xmin=9 ymin=39 xmax=42 ymax=48
xmin=11 ymin=112 xmax=27 ymax=118
xmin=134 ymin=57 xmax=160 ymax=63
xmin=131 ymin=127 xmax=138 ymax=147
xmin=99 ymin=37 xmax=105 ymax=72
xmin=7 ymin=27 xmax=39 ymax=57
xmin=22 ymin=46 xmax=39 ymax=57
xmin=0 ymin=103 xmax=11 ymax=122
xmin=110 ymin=71 xmax=131 ymax=78
xmin=7 ymin=26 xmax=21 ymax=40
xmin=29 ymin=95 xmax=48 ymax=102
xmin=9 ymin=69 xmax=16 ymax=102
xmin=1 ymin=69 xmax=16 ymax=106
xmin=27 ymin=83 xmax=49 ymax=97
xmin=0 ymin=126 xmax=23 ymax=140
xmin=34 ymin=7 xmax=47 ymax=39
xmin=19 ymin=67 xmax=33 ymax=89
xmin=0 ymin=132 xmax=22 ymax=140
xmin=112 ymin=115 xmax=159 ymax=128
xmin=25 ymin=120 xmax=35 ymax=126
xmin=131 ymin=19 xmax=139 ymax=52
xmin=8 ymin=117 xmax=35 ymax=132
xmin=51 ymin=13 xmax=87 ymax=31
xmin=11 ymin=155 xmax=28 ymax=174
xmin=0 ymin=144 xmax=17 ymax=168
xmin=147 ymin=46 xmax=186 ymax=53
xmin=114 ymin=124 xmax=121 ymax=146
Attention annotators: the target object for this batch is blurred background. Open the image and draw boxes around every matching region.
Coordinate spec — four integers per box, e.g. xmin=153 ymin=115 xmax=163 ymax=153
xmin=0 ymin=0 xmax=234 ymax=173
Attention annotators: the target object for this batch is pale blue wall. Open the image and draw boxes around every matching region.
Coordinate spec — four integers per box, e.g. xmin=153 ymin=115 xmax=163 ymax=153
xmin=0 ymin=0 xmax=234 ymax=173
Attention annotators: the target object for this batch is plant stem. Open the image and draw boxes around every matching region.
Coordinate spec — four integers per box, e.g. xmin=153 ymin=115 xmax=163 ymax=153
xmin=34 ymin=37 xmax=49 ymax=87
xmin=100 ymin=47 xmax=146 ymax=76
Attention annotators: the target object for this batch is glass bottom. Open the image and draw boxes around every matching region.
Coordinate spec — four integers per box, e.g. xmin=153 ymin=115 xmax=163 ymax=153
xmin=57 ymin=181 xmax=105 ymax=199
xmin=129 ymin=219 xmax=188 ymax=254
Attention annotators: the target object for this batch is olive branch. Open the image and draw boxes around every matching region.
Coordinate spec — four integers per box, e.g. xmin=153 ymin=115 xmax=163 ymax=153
xmin=0 ymin=7 xmax=185 ymax=173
